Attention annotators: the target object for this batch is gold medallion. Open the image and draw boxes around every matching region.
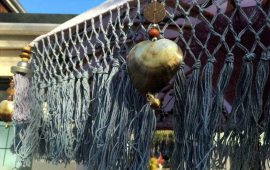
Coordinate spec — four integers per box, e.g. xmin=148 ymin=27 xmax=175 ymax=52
xmin=144 ymin=2 xmax=166 ymax=23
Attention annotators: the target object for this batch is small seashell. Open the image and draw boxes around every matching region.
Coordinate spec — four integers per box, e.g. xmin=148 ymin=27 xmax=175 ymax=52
xmin=0 ymin=100 xmax=13 ymax=122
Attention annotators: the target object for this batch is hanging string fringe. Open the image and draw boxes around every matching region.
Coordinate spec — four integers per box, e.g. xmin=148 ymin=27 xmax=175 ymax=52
xmin=15 ymin=0 xmax=270 ymax=169
xmin=87 ymin=61 xmax=156 ymax=169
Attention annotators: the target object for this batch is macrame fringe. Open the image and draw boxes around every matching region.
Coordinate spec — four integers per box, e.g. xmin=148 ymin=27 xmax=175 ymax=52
xmin=173 ymin=48 xmax=270 ymax=169
xmin=87 ymin=60 xmax=156 ymax=169
xmin=16 ymin=72 xmax=92 ymax=164
xmin=16 ymin=59 xmax=156 ymax=169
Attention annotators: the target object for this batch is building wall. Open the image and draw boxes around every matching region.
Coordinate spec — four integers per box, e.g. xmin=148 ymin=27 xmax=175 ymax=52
xmin=0 ymin=3 xmax=9 ymax=13
xmin=0 ymin=0 xmax=25 ymax=13
xmin=0 ymin=23 xmax=59 ymax=77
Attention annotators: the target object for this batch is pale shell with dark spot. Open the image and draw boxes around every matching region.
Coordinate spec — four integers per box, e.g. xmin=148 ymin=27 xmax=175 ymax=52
xmin=127 ymin=39 xmax=183 ymax=93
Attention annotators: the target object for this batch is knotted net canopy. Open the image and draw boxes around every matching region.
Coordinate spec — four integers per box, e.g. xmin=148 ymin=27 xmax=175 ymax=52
xmin=13 ymin=0 xmax=270 ymax=169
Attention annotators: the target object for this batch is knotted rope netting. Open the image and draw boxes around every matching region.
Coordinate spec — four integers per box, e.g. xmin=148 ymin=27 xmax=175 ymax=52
xmin=13 ymin=0 xmax=270 ymax=169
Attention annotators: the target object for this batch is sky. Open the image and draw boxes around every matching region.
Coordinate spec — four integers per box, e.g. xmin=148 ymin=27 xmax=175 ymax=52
xmin=19 ymin=0 xmax=106 ymax=14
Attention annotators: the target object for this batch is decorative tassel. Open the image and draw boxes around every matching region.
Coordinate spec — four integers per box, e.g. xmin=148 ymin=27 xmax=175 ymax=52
xmin=253 ymin=48 xmax=270 ymax=123
xmin=59 ymin=76 xmax=71 ymax=161
xmin=211 ymin=53 xmax=234 ymax=168
xmin=255 ymin=47 xmax=270 ymax=167
xmin=196 ymin=57 xmax=215 ymax=170
xmin=172 ymin=63 xmax=186 ymax=170
xmin=264 ymin=46 xmax=270 ymax=166
xmin=183 ymin=60 xmax=201 ymax=169
xmin=87 ymin=64 xmax=114 ymax=168
xmin=11 ymin=46 xmax=32 ymax=122
xmin=228 ymin=53 xmax=256 ymax=170
xmin=75 ymin=72 xmax=91 ymax=162
xmin=230 ymin=53 xmax=255 ymax=126
xmin=45 ymin=78 xmax=61 ymax=162
xmin=128 ymin=104 xmax=156 ymax=170
xmin=14 ymin=46 xmax=43 ymax=166
xmin=59 ymin=76 xmax=73 ymax=162
xmin=16 ymin=82 xmax=44 ymax=166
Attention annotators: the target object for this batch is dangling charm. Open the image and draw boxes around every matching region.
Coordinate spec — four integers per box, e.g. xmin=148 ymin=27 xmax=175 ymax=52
xmin=127 ymin=0 xmax=184 ymax=108
xmin=146 ymin=93 xmax=161 ymax=109
xmin=143 ymin=0 xmax=166 ymax=24
xmin=0 ymin=79 xmax=14 ymax=123
xmin=11 ymin=46 xmax=32 ymax=121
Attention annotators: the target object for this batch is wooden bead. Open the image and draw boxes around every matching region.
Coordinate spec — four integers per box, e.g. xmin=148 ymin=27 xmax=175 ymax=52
xmin=148 ymin=28 xmax=160 ymax=38
xmin=9 ymin=80 xmax=14 ymax=87
xmin=20 ymin=52 xmax=30 ymax=59
xmin=20 ymin=46 xmax=31 ymax=61
xmin=22 ymin=46 xmax=31 ymax=53
xmin=7 ymin=80 xmax=15 ymax=97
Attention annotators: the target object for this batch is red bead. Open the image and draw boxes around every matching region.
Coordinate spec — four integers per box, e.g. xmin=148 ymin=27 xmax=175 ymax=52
xmin=148 ymin=28 xmax=160 ymax=38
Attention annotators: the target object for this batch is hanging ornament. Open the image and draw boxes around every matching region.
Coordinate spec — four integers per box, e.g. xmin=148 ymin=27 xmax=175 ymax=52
xmin=0 ymin=80 xmax=15 ymax=127
xmin=11 ymin=46 xmax=32 ymax=121
xmin=143 ymin=0 xmax=166 ymax=24
xmin=127 ymin=0 xmax=183 ymax=108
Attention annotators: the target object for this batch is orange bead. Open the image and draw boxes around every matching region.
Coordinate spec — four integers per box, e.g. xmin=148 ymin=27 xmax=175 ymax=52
xmin=148 ymin=28 xmax=160 ymax=38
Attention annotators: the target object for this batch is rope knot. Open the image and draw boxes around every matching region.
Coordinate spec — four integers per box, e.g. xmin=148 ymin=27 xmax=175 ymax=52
xmin=51 ymin=79 xmax=57 ymax=85
xmin=40 ymin=83 xmax=46 ymax=89
xmin=225 ymin=53 xmax=234 ymax=63
xmin=261 ymin=47 xmax=270 ymax=61
xmin=220 ymin=36 xmax=225 ymax=43
xmin=82 ymin=72 xmax=89 ymax=78
xmin=92 ymin=67 xmax=97 ymax=74
xmin=179 ymin=62 xmax=185 ymax=69
xmin=112 ymin=59 xmax=120 ymax=67
xmin=235 ymin=37 xmax=241 ymax=43
xmin=267 ymin=18 xmax=270 ymax=25
xmin=92 ymin=66 xmax=106 ymax=74
xmin=62 ymin=76 xmax=69 ymax=81
xmin=192 ymin=60 xmax=201 ymax=69
xmin=76 ymin=72 xmax=82 ymax=79
xmin=186 ymin=46 xmax=191 ymax=51
xmin=244 ymin=53 xmax=255 ymax=62
xmin=207 ymin=58 xmax=216 ymax=63
xmin=209 ymin=26 xmax=215 ymax=33
xmin=69 ymin=73 xmax=75 ymax=80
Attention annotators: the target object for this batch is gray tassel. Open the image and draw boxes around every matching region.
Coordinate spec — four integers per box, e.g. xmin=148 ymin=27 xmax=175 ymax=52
xmin=13 ymin=74 xmax=31 ymax=121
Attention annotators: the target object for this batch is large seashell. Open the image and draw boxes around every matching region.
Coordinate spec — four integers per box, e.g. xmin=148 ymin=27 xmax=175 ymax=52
xmin=127 ymin=39 xmax=183 ymax=93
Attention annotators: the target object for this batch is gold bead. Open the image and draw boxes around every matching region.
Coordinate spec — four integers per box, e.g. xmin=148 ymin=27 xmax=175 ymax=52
xmin=146 ymin=93 xmax=160 ymax=109
xmin=22 ymin=46 xmax=31 ymax=54
xmin=20 ymin=52 xmax=30 ymax=59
